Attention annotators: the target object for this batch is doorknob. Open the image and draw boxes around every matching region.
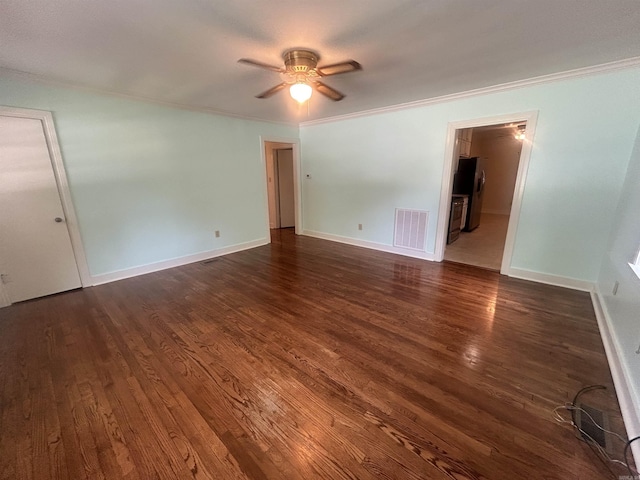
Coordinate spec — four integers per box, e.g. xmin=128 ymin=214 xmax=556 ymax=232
xmin=54 ymin=217 xmax=64 ymax=223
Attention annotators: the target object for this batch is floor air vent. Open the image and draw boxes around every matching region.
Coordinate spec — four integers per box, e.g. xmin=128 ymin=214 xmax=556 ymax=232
xmin=575 ymin=403 xmax=610 ymax=453
xmin=394 ymin=209 xmax=428 ymax=251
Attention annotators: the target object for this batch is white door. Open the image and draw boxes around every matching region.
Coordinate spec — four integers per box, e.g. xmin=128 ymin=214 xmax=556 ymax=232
xmin=275 ymin=149 xmax=295 ymax=228
xmin=0 ymin=115 xmax=82 ymax=303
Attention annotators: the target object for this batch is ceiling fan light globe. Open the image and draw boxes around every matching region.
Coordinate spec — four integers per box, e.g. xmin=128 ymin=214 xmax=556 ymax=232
xmin=290 ymin=83 xmax=312 ymax=103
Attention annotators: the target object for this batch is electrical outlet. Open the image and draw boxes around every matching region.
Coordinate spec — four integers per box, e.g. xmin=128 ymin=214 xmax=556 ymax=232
xmin=215 ymin=230 xmax=220 ymax=238
xmin=358 ymin=224 xmax=363 ymax=230
xmin=612 ymin=281 xmax=619 ymax=296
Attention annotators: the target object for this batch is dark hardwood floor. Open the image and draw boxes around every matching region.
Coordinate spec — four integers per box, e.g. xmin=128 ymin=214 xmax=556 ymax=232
xmin=0 ymin=228 xmax=629 ymax=479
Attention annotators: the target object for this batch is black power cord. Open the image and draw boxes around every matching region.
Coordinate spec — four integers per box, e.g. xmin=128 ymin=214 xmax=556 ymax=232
xmin=563 ymin=384 xmax=637 ymax=478
xmin=570 ymin=384 xmax=607 ymax=431
xmin=625 ymin=436 xmax=640 ymax=477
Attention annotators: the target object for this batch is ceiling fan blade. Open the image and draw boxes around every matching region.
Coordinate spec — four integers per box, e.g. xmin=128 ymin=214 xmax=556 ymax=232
xmin=316 ymin=60 xmax=362 ymax=76
xmin=314 ymin=81 xmax=345 ymax=101
xmin=238 ymin=58 xmax=285 ymax=73
xmin=256 ymin=83 xmax=288 ymax=99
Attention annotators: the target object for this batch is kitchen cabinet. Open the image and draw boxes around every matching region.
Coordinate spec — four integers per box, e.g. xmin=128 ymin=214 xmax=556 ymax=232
xmin=459 ymin=128 xmax=473 ymax=158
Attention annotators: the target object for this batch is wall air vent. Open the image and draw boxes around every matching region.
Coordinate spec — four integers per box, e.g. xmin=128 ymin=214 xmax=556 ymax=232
xmin=394 ymin=209 xmax=428 ymax=251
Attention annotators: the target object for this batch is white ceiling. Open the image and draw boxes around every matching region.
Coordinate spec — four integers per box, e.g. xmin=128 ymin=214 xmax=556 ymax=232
xmin=2 ymin=1 xmax=640 ymax=124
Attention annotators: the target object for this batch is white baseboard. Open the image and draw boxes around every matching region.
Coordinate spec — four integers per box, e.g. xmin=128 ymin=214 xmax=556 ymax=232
xmin=591 ymin=289 xmax=640 ymax=466
xmin=507 ymin=267 xmax=594 ymax=292
xmin=302 ymin=230 xmax=436 ymax=261
xmin=90 ymin=238 xmax=269 ymax=286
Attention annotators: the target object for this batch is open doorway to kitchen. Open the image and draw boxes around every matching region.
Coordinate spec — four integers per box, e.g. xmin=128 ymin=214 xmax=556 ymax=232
xmin=435 ymin=112 xmax=538 ymax=274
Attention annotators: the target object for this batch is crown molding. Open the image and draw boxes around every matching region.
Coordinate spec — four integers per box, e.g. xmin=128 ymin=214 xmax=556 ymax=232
xmin=3 ymin=55 xmax=640 ymax=129
xmin=299 ymin=56 xmax=640 ymax=127
xmin=0 ymin=66 xmax=298 ymax=127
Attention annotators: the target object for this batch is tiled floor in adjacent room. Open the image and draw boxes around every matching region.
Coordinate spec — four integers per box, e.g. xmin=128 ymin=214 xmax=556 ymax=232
xmin=445 ymin=213 xmax=510 ymax=271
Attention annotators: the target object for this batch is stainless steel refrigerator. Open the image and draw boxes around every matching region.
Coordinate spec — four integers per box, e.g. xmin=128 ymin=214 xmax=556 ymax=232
xmin=453 ymin=157 xmax=485 ymax=231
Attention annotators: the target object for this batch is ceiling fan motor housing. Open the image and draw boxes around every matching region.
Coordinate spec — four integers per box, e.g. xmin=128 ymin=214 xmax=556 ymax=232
xmin=284 ymin=50 xmax=319 ymax=73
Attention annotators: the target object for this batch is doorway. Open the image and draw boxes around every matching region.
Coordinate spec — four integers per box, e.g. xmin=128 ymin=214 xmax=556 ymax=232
xmin=263 ymin=140 xmax=299 ymax=239
xmin=0 ymin=107 xmax=89 ymax=307
xmin=274 ymin=148 xmax=295 ymax=229
xmin=435 ymin=111 xmax=538 ymax=275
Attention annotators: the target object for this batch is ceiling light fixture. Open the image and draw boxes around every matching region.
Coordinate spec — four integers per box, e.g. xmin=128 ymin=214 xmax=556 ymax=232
xmin=238 ymin=49 xmax=361 ymax=103
xmin=515 ymin=125 xmax=526 ymax=141
xmin=289 ymin=81 xmax=312 ymax=103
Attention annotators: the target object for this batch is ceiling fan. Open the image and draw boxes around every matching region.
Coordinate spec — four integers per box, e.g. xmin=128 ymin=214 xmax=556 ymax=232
xmin=238 ymin=49 xmax=362 ymax=103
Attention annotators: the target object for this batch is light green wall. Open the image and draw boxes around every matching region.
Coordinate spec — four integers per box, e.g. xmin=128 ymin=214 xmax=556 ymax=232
xmin=2 ymin=68 xmax=639 ymax=284
xmin=300 ymin=68 xmax=640 ymax=282
xmin=597 ymin=123 xmax=640 ymax=422
xmin=0 ymin=76 xmax=297 ymax=276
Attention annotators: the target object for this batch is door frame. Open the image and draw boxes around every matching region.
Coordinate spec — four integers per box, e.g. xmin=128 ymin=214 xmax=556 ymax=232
xmin=434 ymin=110 xmax=539 ymax=275
xmin=259 ymin=136 xmax=302 ymax=239
xmin=0 ymin=106 xmax=91 ymax=306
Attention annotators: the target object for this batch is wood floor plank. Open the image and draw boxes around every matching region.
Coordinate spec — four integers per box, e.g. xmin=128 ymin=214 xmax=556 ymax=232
xmin=0 ymin=228 xmax=631 ymax=479
xmin=93 ymin=286 xmax=290 ymax=480
xmin=93 ymin=297 xmax=249 ymax=480
xmin=0 ymin=309 xmax=19 ymax=480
